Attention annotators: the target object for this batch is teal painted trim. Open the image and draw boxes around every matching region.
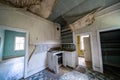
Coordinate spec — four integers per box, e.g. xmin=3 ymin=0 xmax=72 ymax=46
xmin=3 ymin=30 xmax=26 ymax=59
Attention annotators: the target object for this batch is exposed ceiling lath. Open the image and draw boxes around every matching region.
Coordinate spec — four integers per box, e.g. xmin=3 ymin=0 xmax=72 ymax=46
xmin=3 ymin=0 xmax=57 ymax=18
xmin=67 ymin=7 xmax=102 ymax=32
xmin=69 ymin=12 xmax=95 ymax=32
xmin=5 ymin=0 xmax=41 ymax=7
xmin=28 ymin=0 xmax=57 ymax=18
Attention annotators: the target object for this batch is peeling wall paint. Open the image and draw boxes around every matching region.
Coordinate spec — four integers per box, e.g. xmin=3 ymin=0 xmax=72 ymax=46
xmin=74 ymin=9 xmax=120 ymax=72
xmin=0 ymin=4 xmax=61 ymax=77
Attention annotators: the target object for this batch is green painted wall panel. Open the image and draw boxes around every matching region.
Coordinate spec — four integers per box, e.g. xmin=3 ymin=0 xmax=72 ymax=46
xmin=3 ymin=30 xmax=26 ymax=59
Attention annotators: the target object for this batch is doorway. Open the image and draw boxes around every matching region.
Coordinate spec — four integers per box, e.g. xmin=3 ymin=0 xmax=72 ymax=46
xmin=99 ymin=29 xmax=120 ymax=79
xmin=0 ymin=27 xmax=28 ymax=80
xmin=77 ymin=34 xmax=93 ymax=69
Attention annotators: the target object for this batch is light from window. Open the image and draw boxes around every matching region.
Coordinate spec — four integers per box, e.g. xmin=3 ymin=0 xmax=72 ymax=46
xmin=15 ymin=37 xmax=25 ymax=50
xmin=80 ymin=35 xmax=89 ymax=50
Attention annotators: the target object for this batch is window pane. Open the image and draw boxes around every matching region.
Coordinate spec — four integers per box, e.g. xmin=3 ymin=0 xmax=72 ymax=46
xmin=20 ymin=39 xmax=25 ymax=43
xmin=15 ymin=37 xmax=25 ymax=50
xmin=20 ymin=44 xmax=24 ymax=50
xmin=16 ymin=37 xmax=25 ymax=44
xmin=15 ymin=44 xmax=20 ymax=50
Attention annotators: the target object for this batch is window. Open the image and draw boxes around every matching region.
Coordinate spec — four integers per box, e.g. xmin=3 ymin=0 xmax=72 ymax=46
xmin=15 ymin=37 xmax=25 ymax=50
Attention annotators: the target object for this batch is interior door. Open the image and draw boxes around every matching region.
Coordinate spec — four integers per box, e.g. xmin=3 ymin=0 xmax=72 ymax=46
xmin=0 ymin=37 xmax=1 ymax=48
xmin=0 ymin=37 xmax=1 ymax=61
xmin=84 ymin=37 xmax=92 ymax=61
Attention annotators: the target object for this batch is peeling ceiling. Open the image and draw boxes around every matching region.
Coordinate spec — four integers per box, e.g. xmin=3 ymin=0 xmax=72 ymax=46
xmin=0 ymin=0 xmax=57 ymax=18
xmin=0 ymin=0 xmax=120 ymax=26
xmin=48 ymin=0 xmax=120 ymax=26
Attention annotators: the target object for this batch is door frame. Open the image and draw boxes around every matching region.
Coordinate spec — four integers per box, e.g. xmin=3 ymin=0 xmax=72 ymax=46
xmin=0 ymin=25 xmax=29 ymax=78
xmin=74 ymin=32 xmax=95 ymax=70
xmin=97 ymin=27 xmax=120 ymax=73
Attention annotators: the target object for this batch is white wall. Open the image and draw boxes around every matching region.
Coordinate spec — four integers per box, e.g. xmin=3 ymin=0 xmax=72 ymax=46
xmin=74 ymin=9 xmax=120 ymax=72
xmin=0 ymin=4 xmax=61 ymax=77
xmin=0 ymin=29 xmax=4 ymax=61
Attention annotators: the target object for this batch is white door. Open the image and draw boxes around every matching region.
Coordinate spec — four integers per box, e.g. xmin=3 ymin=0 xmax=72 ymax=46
xmin=0 ymin=38 xmax=1 ymax=48
xmin=0 ymin=38 xmax=2 ymax=61
xmin=84 ymin=37 xmax=92 ymax=61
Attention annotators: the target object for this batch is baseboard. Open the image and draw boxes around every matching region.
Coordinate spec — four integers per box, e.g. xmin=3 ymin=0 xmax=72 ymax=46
xmin=3 ymin=55 xmax=24 ymax=60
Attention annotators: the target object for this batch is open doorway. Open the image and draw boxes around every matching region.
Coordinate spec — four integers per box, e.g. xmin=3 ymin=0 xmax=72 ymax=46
xmin=99 ymin=29 xmax=120 ymax=79
xmin=0 ymin=27 xmax=28 ymax=80
xmin=77 ymin=34 xmax=93 ymax=69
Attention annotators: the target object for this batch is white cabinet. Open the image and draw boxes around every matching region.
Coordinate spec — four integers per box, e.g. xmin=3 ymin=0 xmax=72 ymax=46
xmin=63 ymin=51 xmax=78 ymax=68
xmin=47 ymin=51 xmax=62 ymax=73
xmin=47 ymin=51 xmax=78 ymax=74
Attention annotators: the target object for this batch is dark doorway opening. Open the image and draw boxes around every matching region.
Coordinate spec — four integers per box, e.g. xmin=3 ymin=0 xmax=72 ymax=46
xmin=100 ymin=29 xmax=120 ymax=79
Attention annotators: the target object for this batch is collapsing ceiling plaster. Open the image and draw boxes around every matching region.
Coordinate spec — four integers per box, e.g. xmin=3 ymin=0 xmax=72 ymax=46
xmin=4 ymin=0 xmax=57 ymax=18
xmin=69 ymin=12 xmax=95 ymax=32
xmin=67 ymin=7 xmax=102 ymax=32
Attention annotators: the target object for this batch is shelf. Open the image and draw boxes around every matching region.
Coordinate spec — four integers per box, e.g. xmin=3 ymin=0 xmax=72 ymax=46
xmin=61 ymin=35 xmax=72 ymax=39
xmin=101 ymin=43 xmax=120 ymax=46
xmin=61 ymin=28 xmax=71 ymax=32
xmin=61 ymin=31 xmax=72 ymax=36
xmin=102 ymin=48 xmax=120 ymax=51
xmin=101 ymin=41 xmax=120 ymax=43
xmin=103 ymin=63 xmax=120 ymax=67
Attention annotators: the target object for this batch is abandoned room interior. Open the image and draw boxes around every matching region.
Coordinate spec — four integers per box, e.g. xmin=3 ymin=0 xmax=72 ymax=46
xmin=0 ymin=0 xmax=120 ymax=80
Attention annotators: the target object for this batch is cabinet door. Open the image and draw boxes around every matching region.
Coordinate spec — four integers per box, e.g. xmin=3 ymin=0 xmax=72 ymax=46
xmin=54 ymin=55 xmax=59 ymax=73
xmin=71 ymin=52 xmax=77 ymax=68
xmin=67 ymin=52 xmax=73 ymax=67
xmin=63 ymin=52 xmax=67 ymax=67
xmin=67 ymin=53 xmax=70 ymax=67
xmin=67 ymin=52 xmax=77 ymax=68
xmin=63 ymin=51 xmax=77 ymax=68
xmin=47 ymin=52 xmax=52 ymax=70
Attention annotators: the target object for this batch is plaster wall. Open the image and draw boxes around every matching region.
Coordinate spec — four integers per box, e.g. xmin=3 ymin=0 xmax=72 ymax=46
xmin=75 ymin=9 xmax=120 ymax=72
xmin=0 ymin=4 xmax=61 ymax=77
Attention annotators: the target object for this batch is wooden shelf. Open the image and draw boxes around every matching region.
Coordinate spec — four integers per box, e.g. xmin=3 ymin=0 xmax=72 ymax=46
xmin=102 ymin=48 xmax=120 ymax=51
xmin=101 ymin=40 xmax=120 ymax=43
xmin=103 ymin=63 xmax=120 ymax=67
xmin=61 ymin=28 xmax=71 ymax=32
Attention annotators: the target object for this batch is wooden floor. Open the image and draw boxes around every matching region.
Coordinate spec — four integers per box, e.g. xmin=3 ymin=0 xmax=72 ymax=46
xmin=0 ymin=57 xmax=24 ymax=80
xmin=85 ymin=61 xmax=92 ymax=69
xmin=78 ymin=57 xmax=92 ymax=69
xmin=103 ymin=64 xmax=120 ymax=79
